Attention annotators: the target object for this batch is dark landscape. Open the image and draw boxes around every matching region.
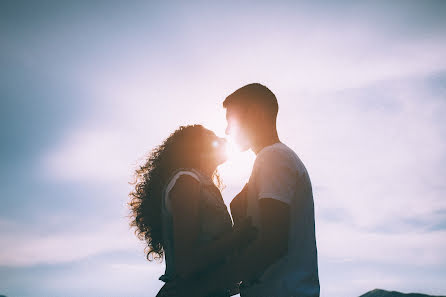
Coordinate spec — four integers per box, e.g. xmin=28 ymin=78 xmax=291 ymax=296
xmin=360 ymin=289 xmax=446 ymax=297
xmin=1 ymin=289 xmax=445 ymax=297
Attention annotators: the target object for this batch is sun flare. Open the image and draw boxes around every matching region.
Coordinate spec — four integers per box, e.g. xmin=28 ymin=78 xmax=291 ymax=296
xmin=218 ymin=135 xmax=256 ymax=188
xmin=204 ymin=109 xmax=255 ymax=192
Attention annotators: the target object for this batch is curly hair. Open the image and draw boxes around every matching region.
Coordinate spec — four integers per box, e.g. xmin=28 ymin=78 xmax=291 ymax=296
xmin=129 ymin=125 xmax=223 ymax=261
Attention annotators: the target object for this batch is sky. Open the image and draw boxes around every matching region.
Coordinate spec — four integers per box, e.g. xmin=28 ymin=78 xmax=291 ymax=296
xmin=1 ymin=1 xmax=446 ymax=296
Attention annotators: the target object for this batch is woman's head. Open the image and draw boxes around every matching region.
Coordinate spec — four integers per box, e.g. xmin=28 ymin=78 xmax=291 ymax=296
xmin=129 ymin=125 xmax=226 ymax=260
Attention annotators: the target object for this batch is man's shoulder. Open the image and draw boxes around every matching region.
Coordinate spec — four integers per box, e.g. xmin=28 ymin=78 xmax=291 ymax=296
xmin=255 ymin=143 xmax=309 ymax=180
xmin=256 ymin=143 xmax=299 ymax=165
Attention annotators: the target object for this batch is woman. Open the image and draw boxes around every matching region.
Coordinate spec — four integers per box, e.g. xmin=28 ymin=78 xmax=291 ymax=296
xmin=129 ymin=125 xmax=255 ymax=297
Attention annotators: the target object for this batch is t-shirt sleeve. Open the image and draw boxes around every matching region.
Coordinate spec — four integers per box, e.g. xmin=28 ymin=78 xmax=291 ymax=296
xmin=254 ymin=151 xmax=297 ymax=205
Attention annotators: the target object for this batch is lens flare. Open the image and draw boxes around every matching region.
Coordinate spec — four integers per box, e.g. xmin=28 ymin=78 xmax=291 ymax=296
xmin=218 ymin=135 xmax=256 ymax=191
xmin=224 ymin=135 xmax=240 ymax=159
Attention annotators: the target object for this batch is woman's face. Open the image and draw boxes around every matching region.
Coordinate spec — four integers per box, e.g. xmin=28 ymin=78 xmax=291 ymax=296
xmin=203 ymin=130 xmax=228 ymax=167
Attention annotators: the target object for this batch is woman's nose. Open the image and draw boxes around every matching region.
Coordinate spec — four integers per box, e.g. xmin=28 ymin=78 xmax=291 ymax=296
xmin=212 ymin=138 xmax=226 ymax=148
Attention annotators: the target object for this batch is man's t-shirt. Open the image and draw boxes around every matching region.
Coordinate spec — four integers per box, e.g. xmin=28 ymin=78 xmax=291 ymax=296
xmin=241 ymin=142 xmax=320 ymax=297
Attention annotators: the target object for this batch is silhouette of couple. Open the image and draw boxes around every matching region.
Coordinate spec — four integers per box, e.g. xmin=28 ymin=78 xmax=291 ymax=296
xmin=129 ymin=83 xmax=320 ymax=297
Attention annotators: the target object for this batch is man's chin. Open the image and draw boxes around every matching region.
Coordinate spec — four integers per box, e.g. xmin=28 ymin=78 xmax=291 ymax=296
xmin=230 ymin=138 xmax=250 ymax=152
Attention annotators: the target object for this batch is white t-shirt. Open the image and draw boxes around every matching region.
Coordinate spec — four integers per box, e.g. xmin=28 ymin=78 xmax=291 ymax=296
xmin=241 ymin=142 xmax=320 ymax=297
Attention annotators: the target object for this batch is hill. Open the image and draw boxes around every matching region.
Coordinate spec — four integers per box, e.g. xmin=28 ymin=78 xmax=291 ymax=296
xmin=360 ymin=289 xmax=446 ymax=297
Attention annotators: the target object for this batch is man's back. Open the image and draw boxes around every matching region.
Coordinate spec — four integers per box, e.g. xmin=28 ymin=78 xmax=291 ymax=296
xmin=242 ymin=142 xmax=320 ymax=297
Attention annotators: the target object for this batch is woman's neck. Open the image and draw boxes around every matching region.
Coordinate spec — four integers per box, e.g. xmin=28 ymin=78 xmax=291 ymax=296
xmin=199 ymin=164 xmax=217 ymax=179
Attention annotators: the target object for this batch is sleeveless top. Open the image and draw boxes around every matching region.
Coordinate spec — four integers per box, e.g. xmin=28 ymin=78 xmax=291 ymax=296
xmin=159 ymin=168 xmax=233 ymax=286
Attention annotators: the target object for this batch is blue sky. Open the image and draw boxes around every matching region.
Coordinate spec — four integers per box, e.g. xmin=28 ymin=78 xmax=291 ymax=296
xmin=1 ymin=1 xmax=446 ymax=296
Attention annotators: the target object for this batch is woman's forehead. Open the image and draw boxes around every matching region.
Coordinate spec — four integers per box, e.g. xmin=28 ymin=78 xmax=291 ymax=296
xmin=203 ymin=128 xmax=216 ymax=138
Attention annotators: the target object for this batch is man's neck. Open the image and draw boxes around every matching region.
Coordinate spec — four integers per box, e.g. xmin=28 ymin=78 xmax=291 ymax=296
xmin=251 ymin=130 xmax=280 ymax=155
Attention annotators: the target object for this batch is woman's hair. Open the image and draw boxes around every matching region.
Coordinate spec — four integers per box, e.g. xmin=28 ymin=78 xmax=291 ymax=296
xmin=129 ymin=124 xmax=222 ymax=261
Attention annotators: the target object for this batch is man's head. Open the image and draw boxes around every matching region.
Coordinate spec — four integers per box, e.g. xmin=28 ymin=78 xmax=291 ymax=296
xmin=223 ymin=83 xmax=278 ymax=151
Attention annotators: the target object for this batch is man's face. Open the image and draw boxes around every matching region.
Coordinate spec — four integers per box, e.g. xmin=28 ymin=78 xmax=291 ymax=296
xmin=225 ymin=106 xmax=251 ymax=151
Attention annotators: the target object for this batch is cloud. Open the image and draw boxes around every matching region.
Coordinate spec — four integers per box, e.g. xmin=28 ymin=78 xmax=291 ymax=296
xmin=41 ymin=127 xmax=135 ymax=183
xmin=0 ymin=218 xmax=140 ymax=266
xmin=2 ymin=1 xmax=446 ymax=296
xmin=0 ymin=250 xmax=165 ymax=297
xmin=275 ymin=74 xmax=446 ymax=228
xmin=317 ymin=220 xmax=446 ymax=266
xmin=34 ymin=0 xmax=446 ymax=189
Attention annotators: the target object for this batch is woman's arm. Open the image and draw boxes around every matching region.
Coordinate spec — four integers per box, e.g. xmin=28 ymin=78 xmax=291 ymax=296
xmin=170 ymin=175 xmax=253 ymax=280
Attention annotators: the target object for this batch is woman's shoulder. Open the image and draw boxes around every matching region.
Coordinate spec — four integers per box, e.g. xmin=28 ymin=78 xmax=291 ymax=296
xmin=164 ymin=169 xmax=203 ymax=213
xmin=170 ymin=168 xmax=201 ymax=182
xmin=165 ymin=169 xmax=201 ymax=196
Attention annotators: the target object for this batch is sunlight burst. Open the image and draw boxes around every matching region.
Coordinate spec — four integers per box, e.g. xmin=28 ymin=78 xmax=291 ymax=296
xmin=218 ymin=135 xmax=256 ymax=188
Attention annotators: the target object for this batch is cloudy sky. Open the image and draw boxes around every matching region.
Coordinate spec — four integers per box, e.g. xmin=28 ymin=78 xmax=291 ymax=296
xmin=1 ymin=1 xmax=446 ymax=296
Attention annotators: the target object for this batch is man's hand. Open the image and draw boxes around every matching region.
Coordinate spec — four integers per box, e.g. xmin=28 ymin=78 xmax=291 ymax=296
xmin=230 ymin=183 xmax=248 ymax=227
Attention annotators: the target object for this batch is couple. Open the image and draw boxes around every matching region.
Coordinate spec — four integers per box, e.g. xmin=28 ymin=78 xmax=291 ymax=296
xmin=129 ymin=83 xmax=320 ymax=297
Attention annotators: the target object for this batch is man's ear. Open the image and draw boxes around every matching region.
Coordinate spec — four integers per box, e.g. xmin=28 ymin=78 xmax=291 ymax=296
xmin=259 ymin=108 xmax=268 ymax=122
xmin=246 ymin=105 xmax=260 ymax=123
xmin=252 ymin=106 xmax=271 ymax=128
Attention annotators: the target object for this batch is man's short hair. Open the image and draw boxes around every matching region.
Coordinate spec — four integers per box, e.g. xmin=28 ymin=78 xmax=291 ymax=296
xmin=223 ymin=83 xmax=278 ymax=119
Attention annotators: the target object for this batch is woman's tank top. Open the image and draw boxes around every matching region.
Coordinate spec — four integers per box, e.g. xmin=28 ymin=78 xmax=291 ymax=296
xmin=159 ymin=168 xmax=233 ymax=285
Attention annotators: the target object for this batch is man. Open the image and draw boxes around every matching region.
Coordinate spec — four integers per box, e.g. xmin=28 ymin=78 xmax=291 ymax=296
xmin=161 ymin=83 xmax=319 ymax=297
xmin=224 ymin=83 xmax=319 ymax=297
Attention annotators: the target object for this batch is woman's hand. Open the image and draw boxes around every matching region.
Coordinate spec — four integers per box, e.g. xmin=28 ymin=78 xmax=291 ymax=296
xmin=156 ymin=280 xmax=186 ymax=297
xmin=156 ymin=282 xmax=175 ymax=297
xmin=156 ymin=279 xmax=205 ymax=297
